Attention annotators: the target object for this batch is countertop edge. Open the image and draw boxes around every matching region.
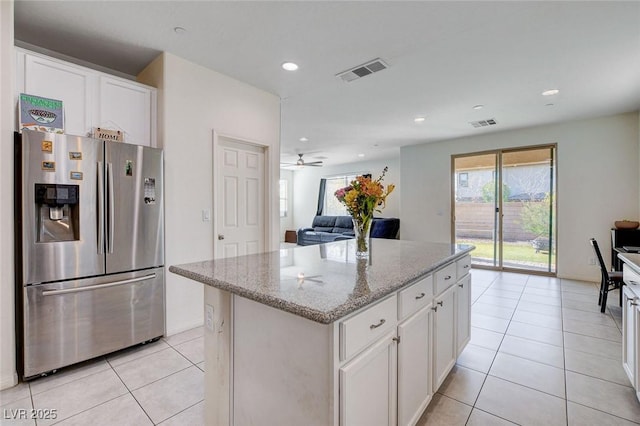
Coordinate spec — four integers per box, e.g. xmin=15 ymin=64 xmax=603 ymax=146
xmin=169 ymin=246 xmax=474 ymax=324
xmin=618 ymin=253 xmax=640 ymax=275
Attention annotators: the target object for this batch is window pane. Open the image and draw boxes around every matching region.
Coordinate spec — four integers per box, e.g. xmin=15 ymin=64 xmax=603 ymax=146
xmin=323 ymin=174 xmax=360 ymax=216
xmin=279 ymin=179 xmax=288 ymax=217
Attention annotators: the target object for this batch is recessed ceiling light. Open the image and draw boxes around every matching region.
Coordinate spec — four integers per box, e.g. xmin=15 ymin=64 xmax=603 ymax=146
xmin=542 ymin=89 xmax=559 ymax=96
xmin=358 ymin=153 xmax=365 ymax=158
xmin=173 ymin=27 xmax=187 ymax=35
xmin=282 ymin=62 xmax=299 ymax=71
xmin=414 ymin=116 xmax=426 ymax=123
xmin=299 ymin=137 xmax=308 ymax=142
xmin=472 ymin=104 xmax=484 ymax=110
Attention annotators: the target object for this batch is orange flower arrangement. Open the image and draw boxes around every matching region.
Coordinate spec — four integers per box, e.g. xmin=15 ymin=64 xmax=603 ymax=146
xmin=335 ymin=167 xmax=395 ymax=256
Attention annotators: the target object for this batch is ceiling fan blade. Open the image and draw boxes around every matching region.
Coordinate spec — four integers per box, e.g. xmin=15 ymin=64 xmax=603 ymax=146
xmin=305 ymin=161 xmax=323 ymax=166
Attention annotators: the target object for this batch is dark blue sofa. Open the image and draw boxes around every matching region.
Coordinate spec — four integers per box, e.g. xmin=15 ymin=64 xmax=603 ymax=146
xmin=297 ymin=216 xmax=400 ymax=246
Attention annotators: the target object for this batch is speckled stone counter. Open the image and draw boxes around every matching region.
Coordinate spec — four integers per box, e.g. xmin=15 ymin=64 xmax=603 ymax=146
xmin=169 ymin=239 xmax=474 ymax=324
xmin=619 ymin=253 xmax=640 ymax=275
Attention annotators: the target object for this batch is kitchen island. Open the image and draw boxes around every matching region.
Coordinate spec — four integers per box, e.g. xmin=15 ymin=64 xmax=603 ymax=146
xmin=170 ymin=239 xmax=474 ymax=426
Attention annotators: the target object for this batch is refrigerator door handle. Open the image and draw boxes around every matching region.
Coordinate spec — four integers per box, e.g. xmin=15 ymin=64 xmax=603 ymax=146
xmin=97 ymin=161 xmax=105 ymax=254
xmin=42 ymin=274 xmax=157 ymax=296
xmin=107 ymin=162 xmax=115 ymax=254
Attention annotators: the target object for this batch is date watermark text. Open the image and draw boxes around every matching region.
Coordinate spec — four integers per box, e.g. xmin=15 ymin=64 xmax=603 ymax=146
xmin=3 ymin=408 xmax=58 ymax=420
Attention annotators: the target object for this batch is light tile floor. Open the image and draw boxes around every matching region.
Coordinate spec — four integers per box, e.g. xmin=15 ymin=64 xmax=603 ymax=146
xmin=0 ymin=328 xmax=205 ymax=425
xmin=2 ymin=269 xmax=638 ymax=425
xmin=418 ymin=269 xmax=640 ymax=426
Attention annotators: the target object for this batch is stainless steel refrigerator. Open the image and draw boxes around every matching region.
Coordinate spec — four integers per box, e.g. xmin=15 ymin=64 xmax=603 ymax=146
xmin=15 ymin=129 xmax=165 ymax=379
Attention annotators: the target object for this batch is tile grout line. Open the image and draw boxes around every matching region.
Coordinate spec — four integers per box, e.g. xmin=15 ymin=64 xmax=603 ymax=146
xmin=28 ymin=381 xmax=36 ymax=426
xmin=461 ymin=269 xmax=499 ymax=425
xmin=154 ymin=399 xmax=204 ymax=426
xmin=106 ymin=355 xmax=156 ymax=426
xmin=464 ymin=272 xmax=518 ymax=424
xmin=27 ymin=357 xmax=111 ymax=398
xmin=481 ymin=276 xmax=571 ymax=399
xmin=560 ymin=277 xmax=569 ymax=426
xmin=464 ymin=272 xmax=628 ymax=422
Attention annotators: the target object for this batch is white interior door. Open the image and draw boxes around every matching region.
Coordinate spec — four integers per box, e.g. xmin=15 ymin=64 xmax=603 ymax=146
xmin=215 ymin=135 xmax=266 ymax=259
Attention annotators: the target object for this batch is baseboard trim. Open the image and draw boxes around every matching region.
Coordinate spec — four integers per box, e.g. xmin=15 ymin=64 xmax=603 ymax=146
xmin=166 ymin=321 xmax=204 ymax=337
xmin=0 ymin=371 xmax=18 ymax=390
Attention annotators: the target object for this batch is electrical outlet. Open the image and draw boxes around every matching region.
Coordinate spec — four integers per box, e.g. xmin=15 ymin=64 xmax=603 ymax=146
xmin=205 ymin=304 xmax=214 ymax=332
xmin=588 ymin=257 xmax=596 ymax=266
xmin=202 ymin=209 xmax=211 ymax=222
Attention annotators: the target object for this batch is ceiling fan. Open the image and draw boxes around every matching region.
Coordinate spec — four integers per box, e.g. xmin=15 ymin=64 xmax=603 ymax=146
xmin=281 ymin=153 xmax=323 ymax=168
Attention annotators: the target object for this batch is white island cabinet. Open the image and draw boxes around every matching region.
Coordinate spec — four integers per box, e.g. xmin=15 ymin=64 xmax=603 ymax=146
xmin=15 ymin=48 xmax=157 ymax=147
xmin=170 ymin=239 xmax=474 ymax=426
xmin=618 ymin=253 xmax=640 ymax=402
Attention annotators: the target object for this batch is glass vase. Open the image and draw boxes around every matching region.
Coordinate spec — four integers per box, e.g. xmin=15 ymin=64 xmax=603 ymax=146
xmin=353 ymin=217 xmax=372 ymax=259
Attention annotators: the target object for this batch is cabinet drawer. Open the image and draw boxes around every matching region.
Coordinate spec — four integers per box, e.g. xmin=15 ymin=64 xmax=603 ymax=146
xmin=624 ymin=265 xmax=640 ymax=292
xmin=435 ymin=263 xmax=457 ymax=296
xmin=340 ymin=295 xmax=397 ymax=361
xmin=398 ymin=275 xmax=433 ymax=320
xmin=456 ymin=255 xmax=471 ymax=279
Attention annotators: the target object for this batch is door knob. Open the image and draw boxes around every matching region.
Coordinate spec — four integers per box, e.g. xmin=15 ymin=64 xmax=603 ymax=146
xmin=218 ymin=234 xmax=225 ymax=240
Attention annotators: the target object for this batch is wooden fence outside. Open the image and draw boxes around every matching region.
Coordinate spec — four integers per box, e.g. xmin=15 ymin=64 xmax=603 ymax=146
xmin=455 ymin=202 xmax=545 ymax=242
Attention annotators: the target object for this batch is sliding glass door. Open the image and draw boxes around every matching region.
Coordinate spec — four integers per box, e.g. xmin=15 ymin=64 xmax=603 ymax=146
xmin=453 ymin=145 xmax=556 ymax=274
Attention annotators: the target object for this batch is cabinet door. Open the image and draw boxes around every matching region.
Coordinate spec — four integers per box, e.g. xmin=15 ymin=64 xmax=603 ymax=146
xmin=23 ymin=54 xmax=95 ymax=136
xmin=340 ymin=330 xmax=397 ymax=426
xmin=623 ymin=286 xmax=638 ymax=386
xmin=456 ymin=274 xmax=471 ymax=356
xmin=98 ymin=77 xmax=155 ymax=146
xmin=397 ymin=306 xmax=431 ymax=426
xmin=433 ymin=285 xmax=456 ymax=392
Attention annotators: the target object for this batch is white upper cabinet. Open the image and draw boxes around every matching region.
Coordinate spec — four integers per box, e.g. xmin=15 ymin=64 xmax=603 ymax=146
xmin=98 ymin=76 xmax=156 ymax=147
xmin=16 ymin=48 xmax=157 ymax=147
xmin=21 ymin=53 xmax=95 ymax=137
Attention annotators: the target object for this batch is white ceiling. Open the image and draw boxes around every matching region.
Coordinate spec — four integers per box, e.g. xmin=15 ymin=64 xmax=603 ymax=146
xmin=14 ymin=1 xmax=640 ymax=166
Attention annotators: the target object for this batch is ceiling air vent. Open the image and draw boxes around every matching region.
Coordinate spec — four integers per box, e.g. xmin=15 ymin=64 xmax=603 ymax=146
xmin=469 ymin=118 xmax=497 ymax=128
xmin=336 ymin=58 xmax=388 ymax=82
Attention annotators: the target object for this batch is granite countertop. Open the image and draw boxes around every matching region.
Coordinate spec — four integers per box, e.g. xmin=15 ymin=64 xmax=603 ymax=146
xmin=170 ymin=239 xmax=474 ymax=324
xmin=618 ymin=253 xmax=640 ymax=275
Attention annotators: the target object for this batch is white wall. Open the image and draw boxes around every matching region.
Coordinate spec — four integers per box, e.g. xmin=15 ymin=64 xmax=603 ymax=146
xmin=0 ymin=0 xmax=16 ymax=390
xmin=279 ymin=169 xmax=295 ymax=240
xmin=292 ymin=156 xmax=401 ymax=231
xmin=138 ymin=53 xmax=280 ymax=335
xmin=401 ymin=113 xmax=640 ymax=282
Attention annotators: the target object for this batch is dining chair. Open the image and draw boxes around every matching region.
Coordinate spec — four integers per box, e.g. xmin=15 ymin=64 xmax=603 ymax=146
xmin=590 ymin=238 xmax=624 ymax=313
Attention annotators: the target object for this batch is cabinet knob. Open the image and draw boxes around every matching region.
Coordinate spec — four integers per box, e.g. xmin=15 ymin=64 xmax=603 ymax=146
xmin=218 ymin=234 xmax=225 ymax=240
xmin=458 ymin=283 xmax=464 ymax=288
xmin=464 ymin=265 xmax=470 ymax=269
xmin=415 ymin=292 xmax=426 ymax=300
xmin=431 ymin=306 xmax=438 ymax=312
xmin=437 ymin=301 xmax=443 ymax=307
xmin=370 ymin=319 xmax=386 ymax=329
xmin=392 ymin=336 xmax=401 ymax=344
xmin=444 ymin=275 xmax=452 ymax=280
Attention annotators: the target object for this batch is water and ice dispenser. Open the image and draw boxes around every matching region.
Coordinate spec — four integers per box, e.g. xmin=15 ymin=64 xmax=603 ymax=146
xmin=35 ymin=184 xmax=80 ymax=242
